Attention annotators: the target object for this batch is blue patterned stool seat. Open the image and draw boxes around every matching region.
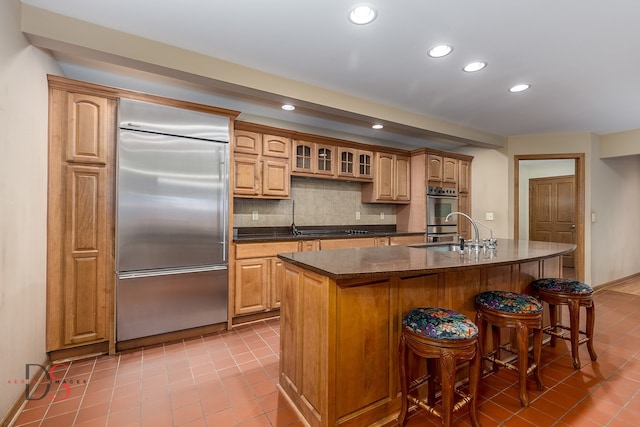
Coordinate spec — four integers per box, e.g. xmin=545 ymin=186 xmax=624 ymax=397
xmin=398 ymin=307 xmax=481 ymax=426
xmin=403 ymin=307 xmax=478 ymax=340
xmin=475 ymin=290 xmax=543 ymax=315
xmin=530 ymin=277 xmax=597 ymax=369
xmin=474 ymin=290 xmax=544 ymax=407
xmin=531 ymin=278 xmax=593 ymax=296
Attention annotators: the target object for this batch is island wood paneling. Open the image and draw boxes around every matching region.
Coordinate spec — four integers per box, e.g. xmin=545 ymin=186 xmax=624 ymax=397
xmin=280 ymin=254 xmax=565 ymax=427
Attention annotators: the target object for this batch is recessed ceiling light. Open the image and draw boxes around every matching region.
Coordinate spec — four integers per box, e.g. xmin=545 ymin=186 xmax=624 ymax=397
xmin=349 ymin=5 xmax=377 ymax=25
xmin=463 ymin=61 xmax=487 ymax=72
xmin=281 ymin=104 xmax=295 ymax=111
xmin=372 ymin=124 xmax=383 ymax=130
xmin=428 ymin=44 xmax=453 ymax=58
xmin=509 ymin=84 xmax=531 ymax=93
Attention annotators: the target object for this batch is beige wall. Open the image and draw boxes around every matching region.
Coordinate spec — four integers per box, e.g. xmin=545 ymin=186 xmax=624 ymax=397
xmin=589 ymin=142 xmax=640 ymax=285
xmin=0 ymin=0 xmax=62 ymax=419
xmin=600 ymin=129 xmax=640 ymax=158
xmin=453 ymin=146 xmax=510 ymax=240
xmin=507 ymin=133 xmax=640 ymax=286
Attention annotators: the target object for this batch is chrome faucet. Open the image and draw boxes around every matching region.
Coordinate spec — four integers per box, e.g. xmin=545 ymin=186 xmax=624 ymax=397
xmin=475 ymin=220 xmax=497 ymax=249
xmin=445 ymin=212 xmax=480 ymax=248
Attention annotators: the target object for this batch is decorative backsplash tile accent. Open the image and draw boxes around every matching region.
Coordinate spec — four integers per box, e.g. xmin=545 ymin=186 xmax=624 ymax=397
xmin=233 ymin=177 xmax=396 ymax=227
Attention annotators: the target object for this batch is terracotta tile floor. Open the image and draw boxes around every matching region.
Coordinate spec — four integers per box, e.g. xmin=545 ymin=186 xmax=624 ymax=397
xmin=11 ymin=286 xmax=640 ymax=427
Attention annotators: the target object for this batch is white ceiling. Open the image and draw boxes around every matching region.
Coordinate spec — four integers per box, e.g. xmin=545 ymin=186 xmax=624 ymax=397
xmin=21 ymin=0 xmax=640 ymax=150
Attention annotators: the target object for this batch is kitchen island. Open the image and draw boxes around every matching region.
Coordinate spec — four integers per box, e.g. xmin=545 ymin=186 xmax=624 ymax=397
xmin=277 ymin=239 xmax=575 ymax=427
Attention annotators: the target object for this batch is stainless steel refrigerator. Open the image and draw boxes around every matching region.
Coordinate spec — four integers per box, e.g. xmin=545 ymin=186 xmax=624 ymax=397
xmin=116 ymin=98 xmax=229 ymax=342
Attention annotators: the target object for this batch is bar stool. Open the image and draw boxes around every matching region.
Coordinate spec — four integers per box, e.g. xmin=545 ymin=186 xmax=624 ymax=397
xmin=474 ymin=291 xmax=544 ymax=407
xmin=531 ymin=278 xmax=597 ymax=369
xmin=398 ymin=307 xmax=481 ymax=427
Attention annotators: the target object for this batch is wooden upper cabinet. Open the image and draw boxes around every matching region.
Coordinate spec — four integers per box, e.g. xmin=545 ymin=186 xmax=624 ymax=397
xmin=362 ymin=152 xmax=410 ymax=203
xmin=315 ymin=144 xmax=335 ymax=176
xmin=234 ymin=130 xmax=261 ymax=155
xmin=262 ymin=159 xmax=290 ymax=197
xmin=357 ymin=151 xmax=373 ymax=179
xmin=394 ymin=155 xmax=411 ymax=202
xmin=263 ymin=134 xmax=290 ymax=158
xmin=443 ymin=157 xmax=458 ymax=184
xmin=375 ymin=152 xmax=394 ymax=200
xmin=233 ymin=129 xmax=291 ymax=198
xmin=65 ymin=92 xmax=110 ymax=165
xmin=292 ymin=140 xmax=335 ymax=176
xmin=338 ymin=147 xmax=373 ymax=180
xmin=292 ymin=140 xmax=313 ymax=173
xmin=427 ymin=154 xmax=443 ymax=182
xmin=458 ymin=159 xmax=471 ymax=193
xmin=233 ymin=154 xmax=261 ymax=196
xmin=338 ymin=147 xmax=355 ymax=178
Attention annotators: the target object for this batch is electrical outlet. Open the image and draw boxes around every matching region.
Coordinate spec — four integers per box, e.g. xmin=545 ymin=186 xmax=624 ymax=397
xmin=356 ymin=211 xmax=360 ymax=220
xmin=252 ymin=210 xmax=258 ymax=221
xmin=380 ymin=212 xmax=385 ymax=220
xmin=485 ymin=212 xmax=494 ymax=221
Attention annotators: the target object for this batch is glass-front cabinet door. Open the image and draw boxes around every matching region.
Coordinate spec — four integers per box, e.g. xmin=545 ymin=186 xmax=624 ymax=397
xmin=315 ymin=144 xmax=334 ymax=176
xmin=292 ymin=141 xmax=312 ymax=173
xmin=357 ymin=150 xmax=373 ymax=179
xmin=338 ymin=147 xmax=372 ymax=180
xmin=338 ymin=148 xmax=355 ymax=177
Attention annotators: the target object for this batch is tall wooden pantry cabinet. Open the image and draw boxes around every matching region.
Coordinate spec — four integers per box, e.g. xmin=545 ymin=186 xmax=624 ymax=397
xmin=46 ymin=76 xmax=116 ymax=357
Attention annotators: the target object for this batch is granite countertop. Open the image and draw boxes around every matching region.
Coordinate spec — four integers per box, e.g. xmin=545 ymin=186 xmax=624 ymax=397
xmin=277 ymin=239 xmax=576 ymax=281
xmin=233 ymin=225 xmax=423 ymax=243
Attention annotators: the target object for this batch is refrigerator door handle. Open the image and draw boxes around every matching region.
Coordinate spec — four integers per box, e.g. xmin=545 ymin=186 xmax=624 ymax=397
xmin=221 ymin=158 xmax=228 ymax=263
xmin=117 ymin=265 xmax=227 ymax=280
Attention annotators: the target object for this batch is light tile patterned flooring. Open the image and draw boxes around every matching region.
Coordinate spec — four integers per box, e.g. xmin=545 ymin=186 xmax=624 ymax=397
xmin=11 ymin=279 xmax=640 ymax=427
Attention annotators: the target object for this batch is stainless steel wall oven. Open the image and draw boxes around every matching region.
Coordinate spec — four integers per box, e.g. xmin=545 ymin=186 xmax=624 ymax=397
xmin=426 ymin=186 xmax=458 ymax=242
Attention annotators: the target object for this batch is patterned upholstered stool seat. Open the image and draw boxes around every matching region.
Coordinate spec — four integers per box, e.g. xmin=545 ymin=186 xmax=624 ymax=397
xmin=474 ymin=291 xmax=544 ymax=407
xmin=531 ymin=278 xmax=597 ymax=369
xmin=398 ymin=308 xmax=481 ymax=427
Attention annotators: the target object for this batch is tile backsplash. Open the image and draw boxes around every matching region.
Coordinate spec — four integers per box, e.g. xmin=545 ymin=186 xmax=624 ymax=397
xmin=233 ymin=177 xmax=396 ymax=227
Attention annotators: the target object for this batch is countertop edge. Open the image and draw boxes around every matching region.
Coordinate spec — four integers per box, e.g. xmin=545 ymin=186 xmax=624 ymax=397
xmin=277 ymin=240 xmax=576 ymax=282
xmin=234 ymin=231 xmax=424 ymax=243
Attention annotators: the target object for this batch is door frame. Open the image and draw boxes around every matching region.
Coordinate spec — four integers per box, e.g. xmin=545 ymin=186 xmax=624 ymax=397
xmin=514 ymin=153 xmax=585 ymax=281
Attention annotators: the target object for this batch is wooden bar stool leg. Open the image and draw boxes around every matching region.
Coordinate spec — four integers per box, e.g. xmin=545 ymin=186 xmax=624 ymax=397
xmin=475 ymin=312 xmax=487 ymax=372
xmin=533 ymin=327 xmax=544 ymax=391
xmin=491 ymin=324 xmax=500 ymax=372
xmin=586 ymin=301 xmax=598 ymax=361
xmin=568 ymin=299 xmax=581 ymax=369
xmin=516 ymin=323 xmax=530 ymax=407
xmin=548 ymin=303 xmax=557 ymax=347
xmin=439 ymin=352 xmax=456 ymax=427
xmin=426 ymin=358 xmax=437 ymax=406
xmin=468 ymin=347 xmax=481 ymax=427
xmin=398 ymin=335 xmax=409 ymax=427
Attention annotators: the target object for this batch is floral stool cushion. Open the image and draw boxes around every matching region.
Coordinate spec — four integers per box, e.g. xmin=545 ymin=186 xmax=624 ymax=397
xmin=531 ymin=278 xmax=593 ymax=296
xmin=475 ymin=290 xmax=543 ymax=314
xmin=403 ymin=307 xmax=478 ymax=340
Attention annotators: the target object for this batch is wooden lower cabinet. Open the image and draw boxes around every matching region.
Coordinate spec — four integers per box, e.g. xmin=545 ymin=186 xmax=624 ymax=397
xmin=233 ymin=241 xmax=299 ymax=317
xmin=233 ymin=235 xmax=423 ymax=319
xmin=389 ymin=234 xmax=425 ymax=246
xmin=319 ymin=237 xmax=376 ymax=250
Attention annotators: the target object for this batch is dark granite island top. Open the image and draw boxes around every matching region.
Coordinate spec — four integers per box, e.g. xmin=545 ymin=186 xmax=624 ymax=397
xmin=277 ymin=239 xmax=576 ymax=282
xmin=277 ymin=239 xmax=575 ymax=427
